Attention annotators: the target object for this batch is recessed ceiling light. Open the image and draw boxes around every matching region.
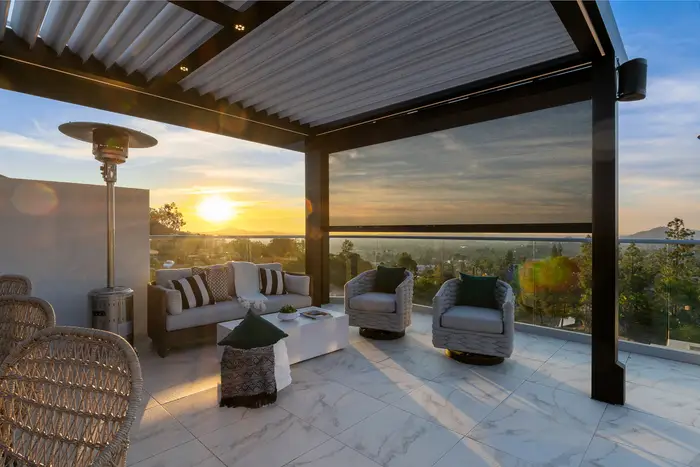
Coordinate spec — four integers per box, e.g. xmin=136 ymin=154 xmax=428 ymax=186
xmin=235 ymin=24 xmax=245 ymax=31
xmin=179 ymin=65 xmax=189 ymax=72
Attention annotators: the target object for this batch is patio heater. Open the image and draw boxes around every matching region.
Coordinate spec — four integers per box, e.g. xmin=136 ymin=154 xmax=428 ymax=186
xmin=59 ymin=122 xmax=157 ymax=345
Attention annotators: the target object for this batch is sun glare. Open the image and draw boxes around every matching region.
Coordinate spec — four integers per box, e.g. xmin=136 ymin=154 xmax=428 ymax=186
xmin=196 ymin=195 xmax=237 ymax=223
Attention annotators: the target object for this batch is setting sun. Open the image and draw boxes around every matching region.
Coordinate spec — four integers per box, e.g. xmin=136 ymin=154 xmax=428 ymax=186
xmin=196 ymin=195 xmax=237 ymax=223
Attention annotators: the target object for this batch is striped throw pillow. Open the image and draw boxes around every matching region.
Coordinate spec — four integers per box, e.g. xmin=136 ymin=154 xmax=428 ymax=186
xmin=259 ymin=268 xmax=286 ymax=295
xmin=170 ymin=273 xmax=214 ymax=309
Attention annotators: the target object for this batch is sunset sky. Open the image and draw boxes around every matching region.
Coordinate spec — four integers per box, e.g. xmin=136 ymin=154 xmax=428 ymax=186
xmin=0 ymin=1 xmax=698 ymax=236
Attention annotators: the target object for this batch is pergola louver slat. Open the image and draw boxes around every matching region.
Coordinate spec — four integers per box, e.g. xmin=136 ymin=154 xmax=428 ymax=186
xmin=245 ymin=1 xmax=483 ymax=112
xmin=166 ymin=0 xmax=297 ymax=86
xmin=210 ymin=1 xmax=410 ymax=102
xmin=67 ymin=1 xmax=130 ymax=62
xmin=9 ymin=0 xmax=49 ymax=48
xmin=0 ymin=0 xmax=9 ymax=40
xmin=92 ymin=1 xmax=168 ymax=69
xmin=38 ymin=0 xmax=89 ymax=55
xmin=286 ymin=9 xmax=574 ymax=124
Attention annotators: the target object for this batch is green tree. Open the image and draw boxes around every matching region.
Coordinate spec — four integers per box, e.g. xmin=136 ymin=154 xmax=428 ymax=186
xmin=396 ymin=252 xmax=417 ymax=274
xmin=574 ymin=238 xmax=592 ymax=332
xmin=150 ymin=202 xmax=186 ymax=232
xmin=657 ymin=217 xmax=699 ymax=328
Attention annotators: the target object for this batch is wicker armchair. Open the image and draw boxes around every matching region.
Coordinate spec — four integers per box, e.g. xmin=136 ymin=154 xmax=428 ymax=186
xmin=0 ymin=295 xmax=56 ymax=364
xmin=345 ymin=269 xmax=413 ymax=339
xmin=432 ymin=278 xmax=515 ymax=363
xmin=0 ymin=275 xmax=32 ymax=296
xmin=0 ymin=326 xmax=143 ymax=466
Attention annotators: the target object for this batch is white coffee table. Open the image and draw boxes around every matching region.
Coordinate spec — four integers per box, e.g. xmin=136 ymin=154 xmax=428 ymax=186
xmin=216 ymin=307 xmax=349 ymax=364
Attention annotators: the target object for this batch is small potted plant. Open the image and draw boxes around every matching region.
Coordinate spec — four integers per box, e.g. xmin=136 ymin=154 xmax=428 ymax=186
xmin=278 ymin=304 xmax=299 ymax=321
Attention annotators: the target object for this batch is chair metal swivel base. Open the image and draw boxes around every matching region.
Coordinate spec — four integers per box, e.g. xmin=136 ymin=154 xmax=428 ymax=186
xmin=359 ymin=327 xmax=405 ymax=340
xmin=445 ymin=349 xmax=504 ymax=366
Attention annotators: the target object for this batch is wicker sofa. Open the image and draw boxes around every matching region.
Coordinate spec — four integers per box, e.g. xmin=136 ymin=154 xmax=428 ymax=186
xmin=148 ymin=262 xmax=311 ymax=357
xmin=432 ymin=278 xmax=515 ymax=362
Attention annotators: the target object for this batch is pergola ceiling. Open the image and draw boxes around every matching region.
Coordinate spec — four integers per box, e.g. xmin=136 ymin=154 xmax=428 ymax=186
xmin=181 ymin=1 xmax=577 ymax=126
xmin=0 ymin=0 xmax=616 ymax=147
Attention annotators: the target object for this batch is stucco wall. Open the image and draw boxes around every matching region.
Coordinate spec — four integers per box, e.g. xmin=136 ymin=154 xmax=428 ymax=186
xmin=0 ymin=176 xmax=149 ymax=336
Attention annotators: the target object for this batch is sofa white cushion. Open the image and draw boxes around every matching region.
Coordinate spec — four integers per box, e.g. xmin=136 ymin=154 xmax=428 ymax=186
xmin=284 ymin=274 xmax=310 ymax=296
xmin=264 ymin=293 xmax=312 ymax=311
xmin=155 ymin=268 xmax=192 ymax=288
xmin=349 ymin=292 xmax=396 ymax=313
xmin=166 ymin=301 xmax=247 ymax=331
xmin=441 ymin=306 xmax=503 ymax=334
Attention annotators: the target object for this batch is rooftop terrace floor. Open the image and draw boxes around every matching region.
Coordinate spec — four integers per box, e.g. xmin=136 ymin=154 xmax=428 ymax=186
xmin=129 ymin=307 xmax=700 ymax=467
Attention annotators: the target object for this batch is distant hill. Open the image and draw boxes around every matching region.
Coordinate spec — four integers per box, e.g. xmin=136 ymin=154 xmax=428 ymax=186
xmin=627 ymin=226 xmax=700 ymax=240
xmin=149 ymin=220 xmax=288 ymax=237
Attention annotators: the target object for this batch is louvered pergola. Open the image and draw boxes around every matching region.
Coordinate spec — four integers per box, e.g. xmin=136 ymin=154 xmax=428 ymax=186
xmin=0 ymin=0 xmax=633 ymax=404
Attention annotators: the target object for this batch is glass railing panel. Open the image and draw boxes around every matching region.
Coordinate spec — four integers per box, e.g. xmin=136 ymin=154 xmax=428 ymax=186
xmin=149 ymin=235 xmax=305 ymax=282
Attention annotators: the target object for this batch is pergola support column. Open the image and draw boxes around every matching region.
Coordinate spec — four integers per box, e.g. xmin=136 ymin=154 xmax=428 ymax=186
xmin=305 ymin=140 xmax=330 ymax=306
xmin=591 ymin=54 xmax=625 ymax=405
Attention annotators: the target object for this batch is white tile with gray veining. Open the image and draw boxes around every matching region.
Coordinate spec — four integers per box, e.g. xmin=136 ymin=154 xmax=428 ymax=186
xmin=327 ymin=364 xmax=427 ymax=403
xmin=199 ymin=406 xmax=329 ymax=467
xmin=277 ymin=373 xmax=386 ymax=436
xmin=393 ymin=376 xmax=519 ymax=435
xmin=580 ymin=436 xmax=686 ymax=467
xmin=380 ymin=346 xmax=460 ymax=380
xmin=130 ymin=440 xmax=225 ymax=467
xmin=336 ymin=405 xmax=462 ymax=467
xmin=469 ymin=381 xmax=606 ymax=466
xmin=284 ymin=439 xmax=382 ymax=467
xmin=625 ymin=353 xmax=700 ymax=398
xmin=625 ymin=381 xmax=700 ymax=428
xmin=513 ymin=333 xmax=566 ymax=361
xmin=595 ymin=405 xmax=700 ymax=466
xmin=528 ymin=348 xmax=593 ymax=396
xmin=434 ymin=437 xmax=537 ymax=467
xmin=127 ymin=406 xmax=195 ymax=466
xmin=163 ymin=387 xmax=255 ymax=438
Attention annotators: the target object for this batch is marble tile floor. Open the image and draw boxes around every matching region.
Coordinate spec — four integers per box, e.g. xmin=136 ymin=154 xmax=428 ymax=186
xmin=129 ymin=309 xmax=700 ymax=467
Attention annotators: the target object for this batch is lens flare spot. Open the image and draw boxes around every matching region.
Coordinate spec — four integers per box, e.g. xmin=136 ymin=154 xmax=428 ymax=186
xmin=11 ymin=182 xmax=58 ymax=216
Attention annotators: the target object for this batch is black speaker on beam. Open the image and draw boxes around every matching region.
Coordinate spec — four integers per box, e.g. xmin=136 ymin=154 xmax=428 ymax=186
xmin=617 ymin=58 xmax=647 ymax=102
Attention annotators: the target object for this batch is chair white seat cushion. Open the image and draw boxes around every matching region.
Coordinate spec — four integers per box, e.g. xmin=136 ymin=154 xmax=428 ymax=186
xmin=349 ymin=292 xmax=396 ymax=313
xmin=441 ymin=306 xmax=503 ymax=334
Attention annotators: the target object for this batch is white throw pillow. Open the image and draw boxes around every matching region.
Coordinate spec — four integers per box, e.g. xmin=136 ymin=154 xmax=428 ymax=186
xmin=285 ymin=274 xmax=310 ymax=296
xmin=165 ymin=288 xmax=183 ymax=315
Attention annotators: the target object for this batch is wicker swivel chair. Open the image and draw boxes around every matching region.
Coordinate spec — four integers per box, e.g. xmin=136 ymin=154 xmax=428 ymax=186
xmin=0 ymin=326 xmax=143 ymax=466
xmin=345 ymin=269 xmax=413 ymax=339
xmin=432 ymin=278 xmax=515 ymax=364
xmin=0 ymin=295 xmax=56 ymax=364
xmin=0 ymin=275 xmax=32 ymax=296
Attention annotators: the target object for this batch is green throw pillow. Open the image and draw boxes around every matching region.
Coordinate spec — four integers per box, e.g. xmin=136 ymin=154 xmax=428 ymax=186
xmin=217 ymin=309 xmax=288 ymax=349
xmin=455 ymin=273 xmax=499 ymax=309
xmin=374 ymin=265 xmax=406 ymax=294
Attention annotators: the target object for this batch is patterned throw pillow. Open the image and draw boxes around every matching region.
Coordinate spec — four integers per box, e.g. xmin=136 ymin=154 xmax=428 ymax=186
xmin=170 ymin=273 xmax=214 ymax=310
xmin=193 ymin=265 xmax=231 ymax=302
xmin=259 ymin=268 xmax=286 ymax=295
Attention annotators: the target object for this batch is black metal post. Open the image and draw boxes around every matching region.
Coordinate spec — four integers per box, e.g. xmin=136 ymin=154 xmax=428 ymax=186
xmin=305 ymin=140 xmax=330 ymax=306
xmin=591 ymin=54 xmax=625 ymax=404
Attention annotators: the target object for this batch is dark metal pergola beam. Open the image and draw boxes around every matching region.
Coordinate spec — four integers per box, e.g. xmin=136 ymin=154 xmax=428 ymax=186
xmin=328 ymin=224 xmax=593 ymax=234
xmin=314 ymin=52 xmax=588 ymax=135
xmin=550 ymin=1 xmax=600 ymax=57
xmin=163 ymin=1 xmax=294 ymax=82
xmin=0 ymin=29 xmax=308 ymax=149
xmin=315 ymin=64 xmax=592 ymax=154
